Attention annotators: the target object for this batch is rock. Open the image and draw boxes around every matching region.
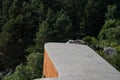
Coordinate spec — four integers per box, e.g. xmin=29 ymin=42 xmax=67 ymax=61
xmin=0 ymin=71 xmax=6 ymax=77
xmin=66 ymin=39 xmax=85 ymax=45
xmin=103 ymin=47 xmax=117 ymax=56
xmin=66 ymin=39 xmax=75 ymax=44
xmin=74 ymin=40 xmax=85 ymax=45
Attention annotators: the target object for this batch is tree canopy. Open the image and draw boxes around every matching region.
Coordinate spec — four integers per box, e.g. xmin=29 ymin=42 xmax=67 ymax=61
xmin=0 ymin=0 xmax=120 ymax=79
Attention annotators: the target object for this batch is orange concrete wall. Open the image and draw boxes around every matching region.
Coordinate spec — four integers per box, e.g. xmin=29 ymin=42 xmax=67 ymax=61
xmin=43 ymin=50 xmax=58 ymax=78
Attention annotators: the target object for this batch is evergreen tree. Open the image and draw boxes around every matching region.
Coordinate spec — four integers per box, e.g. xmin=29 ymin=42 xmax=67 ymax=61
xmin=0 ymin=0 xmax=44 ymax=71
xmin=1 ymin=0 xmax=120 ymax=79
xmin=98 ymin=4 xmax=120 ymax=72
xmin=3 ymin=53 xmax=43 ymax=80
xmin=35 ymin=9 xmax=72 ymax=52
xmin=98 ymin=4 xmax=120 ymax=43
xmin=82 ymin=0 xmax=110 ymax=37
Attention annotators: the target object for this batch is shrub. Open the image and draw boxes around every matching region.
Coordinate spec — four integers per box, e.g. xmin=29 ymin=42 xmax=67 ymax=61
xmin=3 ymin=53 xmax=43 ymax=80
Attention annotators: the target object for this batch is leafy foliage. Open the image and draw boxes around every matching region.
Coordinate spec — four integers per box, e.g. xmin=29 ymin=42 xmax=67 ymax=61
xmin=0 ymin=0 xmax=44 ymax=70
xmin=0 ymin=0 xmax=120 ymax=79
xmin=98 ymin=4 xmax=120 ymax=71
xmin=35 ymin=9 xmax=72 ymax=52
xmin=3 ymin=53 xmax=43 ymax=80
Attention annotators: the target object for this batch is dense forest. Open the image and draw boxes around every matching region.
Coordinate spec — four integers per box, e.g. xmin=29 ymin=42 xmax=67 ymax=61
xmin=0 ymin=0 xmax=120 ymax=80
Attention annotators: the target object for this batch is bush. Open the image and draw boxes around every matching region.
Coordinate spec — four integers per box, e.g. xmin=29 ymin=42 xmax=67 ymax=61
xmin=82 ymin=36 xmax=98 ymax=50
xmin=3 ymin=53 xmax=43 ymax=80
xmin=97 ymin=49 xmax=120 ymax=71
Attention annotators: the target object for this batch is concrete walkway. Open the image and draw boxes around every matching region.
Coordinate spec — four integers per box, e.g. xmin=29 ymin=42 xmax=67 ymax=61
xmin=35 ymin=43 xmax=120 ymax=80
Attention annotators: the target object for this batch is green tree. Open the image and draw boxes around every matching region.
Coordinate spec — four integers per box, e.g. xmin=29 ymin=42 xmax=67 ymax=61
xmin=105 ymin=5 xmax=117 ymax=20
xmin=0 ymin=0 xmax=44 ymax=71
xmin=35 ymin=18 xmax=49 ymax=52
xmin=98 ymin=5 xmax=120 ymax=43
xmin=58 ymin=0 xmax=87 ymax=38
xmin=82 ymin=0 xmax=110 ymax=37
xmin=35 ymin=9 xmax=72 ymax=52
xmin=97 ymin=4 xmax=120 ymax=72
xmin=0 ymin=15 xmax=34 ymax=69
xmin=3 ymin=53 xmax=43 ymax=80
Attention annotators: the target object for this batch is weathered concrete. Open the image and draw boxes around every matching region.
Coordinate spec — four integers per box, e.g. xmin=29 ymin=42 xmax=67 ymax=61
xmin=34 ymin=43 xmax=120 ymax=80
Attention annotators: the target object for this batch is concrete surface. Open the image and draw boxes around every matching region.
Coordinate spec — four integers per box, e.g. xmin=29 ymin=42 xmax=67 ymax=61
xmin=34 ymin=43 xmax=120 ymax=80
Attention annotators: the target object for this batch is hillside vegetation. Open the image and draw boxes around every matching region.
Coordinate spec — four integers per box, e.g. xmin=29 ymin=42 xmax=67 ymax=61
xmin=0 ymin=0 xmax=120 ymax=80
